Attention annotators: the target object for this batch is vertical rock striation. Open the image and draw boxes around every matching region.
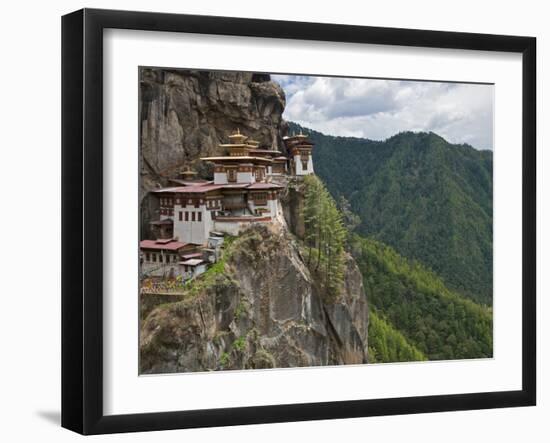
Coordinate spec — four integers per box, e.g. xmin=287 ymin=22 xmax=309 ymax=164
xmin=140 ymin=224 xmax=369 ymax=373
xmin=138 ymin=68 xmax=369 ymax=373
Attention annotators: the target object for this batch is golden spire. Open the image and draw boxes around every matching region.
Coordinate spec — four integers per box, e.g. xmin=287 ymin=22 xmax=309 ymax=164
xmin=228 ymin=127 xmax=248 ymax=144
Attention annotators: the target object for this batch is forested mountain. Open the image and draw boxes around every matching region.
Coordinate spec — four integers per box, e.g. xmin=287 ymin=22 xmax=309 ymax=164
xmin=368 ymin=310 xmax=427 ymax=363
xmin=352 ymin=236 xmax=493 ymax=361
xmin=288 ymin=122 xmax=493 ymax=305
xmin=299 ymin=174 xmax=492 ymax=363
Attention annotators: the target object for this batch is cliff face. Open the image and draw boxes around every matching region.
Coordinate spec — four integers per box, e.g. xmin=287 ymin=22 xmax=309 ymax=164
xmin=140 ymin=69 xmax=286 ymax=187
xmin=139 ymin=68 xmax=286 ymax=237
xmin=138 ymin=69 xmax=369 ymax=373
xmin=140 ymin=224 xmax=369 ymax=373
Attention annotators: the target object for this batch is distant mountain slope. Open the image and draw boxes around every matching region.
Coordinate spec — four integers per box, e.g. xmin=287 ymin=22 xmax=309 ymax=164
xmin=368 ymin=310 xmax=427 ymax=363
xmin=288 ymin=122 xmax=493 ymax=304
xmin=352 ymin=235 xmax=492 ymax=361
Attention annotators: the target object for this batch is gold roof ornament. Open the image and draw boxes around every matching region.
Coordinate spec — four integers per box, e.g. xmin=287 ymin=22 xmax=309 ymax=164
xmin=180 ymin=167 xmax=198 ymax=178
xmin=228 ymin=128 xmax=248 ymax=144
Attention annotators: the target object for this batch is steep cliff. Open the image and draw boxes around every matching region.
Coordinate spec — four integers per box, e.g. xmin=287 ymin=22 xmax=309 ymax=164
xmin=139 ymin=69 xmax=369 ymax=373
xmin=140 ymin=223 xmax=369 ymax=373
xmin=140 ymin=68 xmax=287 ymax=237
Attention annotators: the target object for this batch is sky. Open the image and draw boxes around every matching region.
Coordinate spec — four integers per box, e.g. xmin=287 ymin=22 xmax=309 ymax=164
xmin=272 ymin=75 xmax=494 ymax=151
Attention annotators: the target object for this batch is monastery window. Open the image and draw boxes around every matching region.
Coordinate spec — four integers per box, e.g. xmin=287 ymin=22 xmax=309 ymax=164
xmin=301 ymin=158 xmax=308 ymax=171
xmin=152 ymin=254 xmax=156 ymax=262
xmin=254 ymin=192 xmax=267 ymax=205
xmin=192 ymin=212 xmax=196 ymax=222
xmin=228 ymin=169 xmax=237 ymax=182
xmin=198 ymin=212 xmax=202 ymax=222
xmin=185 ymin=212 xmax=189 ymax=221
xmin=179 ymin=212 xmax=182 ymax=221
xmin=145 ymin=253 xmax=150 ymax=262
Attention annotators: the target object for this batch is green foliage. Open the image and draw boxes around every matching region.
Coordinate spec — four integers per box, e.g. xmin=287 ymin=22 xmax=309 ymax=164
xmin=232 ymin=336 xmax=246 ymax=352
xmin=336 ymin=195 xmax=361 ymax=242
xmin=352 ymin=235 xmax=493 ymax=360
xmin=302 ymin=175 xmax=347 ymax=301
xmin=219 ymin=352 xmax=230 ymax=367
xmin=234 ymin=300 xmax=248 ymax=320
xmin=289 ymin=122 xmax=493 ymax=304
xmin=184 ymin=236 xmax=236 ymax=298
xmin=368 ymin=310 xmax=427 ymax=363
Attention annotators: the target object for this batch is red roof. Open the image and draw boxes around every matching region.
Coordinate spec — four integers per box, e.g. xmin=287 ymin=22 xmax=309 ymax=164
xmin=169 ymin=179 xmax=213 ymax=186
xmin=180 ymin=184 xmax=223 ymax=193
xmin=220 ymin=183 xmax=249 ymax=189
xmin=246 ymin=183 xmax=283 ymax=190
xmin=139 ymin=239 xmax=188 ymax=251
xmin=182 ymin=252 xmax=203 ymax=260
xmin=153 ymin=185 xmax=222 ymax=194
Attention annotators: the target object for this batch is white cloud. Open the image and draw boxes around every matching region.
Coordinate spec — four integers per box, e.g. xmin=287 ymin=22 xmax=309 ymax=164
xmin=272 ymin=75 xmax=494 ymax=150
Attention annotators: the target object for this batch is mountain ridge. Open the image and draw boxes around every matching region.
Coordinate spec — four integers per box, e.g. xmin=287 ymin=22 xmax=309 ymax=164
xmin=288 ymin=122 xmax=493 ymax=304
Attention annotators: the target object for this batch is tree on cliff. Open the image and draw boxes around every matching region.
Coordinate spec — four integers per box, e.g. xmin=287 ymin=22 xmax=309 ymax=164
xmin=303 ymin=175 xmax=347 ymax=300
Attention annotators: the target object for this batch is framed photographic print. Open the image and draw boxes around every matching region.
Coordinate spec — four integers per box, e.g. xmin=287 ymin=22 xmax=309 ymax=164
xmin=61 ymin=8 xmax=536 ymax=435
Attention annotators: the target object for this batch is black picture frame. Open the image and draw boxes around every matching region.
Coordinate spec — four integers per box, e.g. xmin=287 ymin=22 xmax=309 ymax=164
xmin=61 ymin=8 xmax=536 ymax=435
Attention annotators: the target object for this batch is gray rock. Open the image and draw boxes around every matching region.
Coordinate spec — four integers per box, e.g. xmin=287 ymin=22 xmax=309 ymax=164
xmin=140 ymin=225 xmax=369 ymax=373
xmin=138 ymin=69 xmax=369 ymax=373
xmin=139 ymin=68 xmax=286 ymax=238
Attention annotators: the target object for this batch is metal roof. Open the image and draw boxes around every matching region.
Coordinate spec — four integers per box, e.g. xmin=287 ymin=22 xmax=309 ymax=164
xmin=179 ymin=259 xmax=204 ymax=266
xmin=139 ymin=239 xmax=188 ymax=251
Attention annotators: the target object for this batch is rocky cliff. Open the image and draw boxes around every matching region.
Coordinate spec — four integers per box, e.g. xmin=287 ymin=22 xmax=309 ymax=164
xmin=139 ymin=68 xmax=369 ymax=373
xmin=140 ymin=223 xmax=369 ymax=373
xmin=140 ymin=68 xmax=287 ymax=237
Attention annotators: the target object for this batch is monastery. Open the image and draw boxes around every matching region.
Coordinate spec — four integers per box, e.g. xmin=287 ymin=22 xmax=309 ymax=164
xmin=140 ymin=129 xmax=314 ymax=279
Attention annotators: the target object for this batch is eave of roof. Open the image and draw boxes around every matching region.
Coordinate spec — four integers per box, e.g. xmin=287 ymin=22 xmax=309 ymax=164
xmin=200 ymin=156 xmax=273 ymax=163
xmin=139 ymin=239 xmax=189 ymax=251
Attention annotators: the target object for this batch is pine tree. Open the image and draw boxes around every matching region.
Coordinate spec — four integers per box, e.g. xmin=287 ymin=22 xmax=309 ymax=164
xmin=302 ymin=175 xmax=347 ymax=301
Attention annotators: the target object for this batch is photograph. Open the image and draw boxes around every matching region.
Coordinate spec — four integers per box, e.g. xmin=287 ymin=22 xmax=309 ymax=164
xmin=138 ymin=67 xmax=494 ymax=374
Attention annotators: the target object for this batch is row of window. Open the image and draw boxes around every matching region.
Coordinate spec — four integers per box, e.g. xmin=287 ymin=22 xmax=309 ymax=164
xmin=178 ymin=211 xmax=203 ymax=222
xmin=162 ymin=198 xmax=221 ymax=208
xmin=207 ymin=199 xmax=221 ymax=208
xmin=252 ymin=192 xmax=268 ymax=203
xmin=224 ymin=169 xmax=265 ymax=182
xmin=145 ymin=252 xmax=178 ymax=264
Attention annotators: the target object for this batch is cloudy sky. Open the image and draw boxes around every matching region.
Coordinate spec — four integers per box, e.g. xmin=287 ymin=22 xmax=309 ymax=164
xmin=272 ymin=75 xmax=494 ymax=151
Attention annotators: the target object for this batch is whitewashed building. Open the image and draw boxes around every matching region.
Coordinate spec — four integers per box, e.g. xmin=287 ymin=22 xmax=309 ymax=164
xmin=139 ymin=238 xmax=196 ymax=278
xmin=283 ymin=132 xmax=315 ymax=176
xmin=142 ymin=129 xmax=315 ymax=250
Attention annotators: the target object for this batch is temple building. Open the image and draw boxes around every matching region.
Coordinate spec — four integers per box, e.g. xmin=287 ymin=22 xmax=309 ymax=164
xmin=139 ymin=238 xmax=197 ymax=278
xmin=142 ymin=128 xmax=315 ymax=252
xmin=284 ymin=132 xmax=315 ymax=175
